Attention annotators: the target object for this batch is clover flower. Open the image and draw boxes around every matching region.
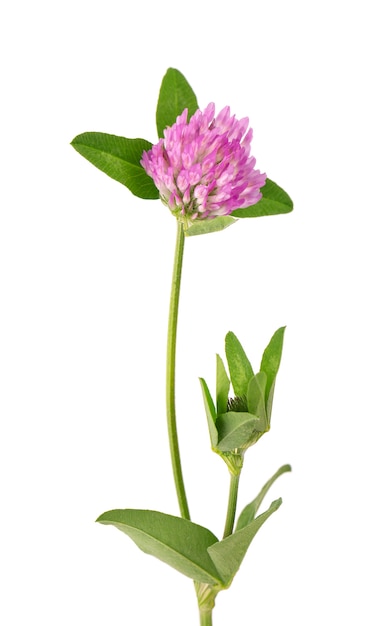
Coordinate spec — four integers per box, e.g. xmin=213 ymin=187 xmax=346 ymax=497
xmin=72 ymin=69 xmax=293 ymax=625
xmin=141 ymin=103 xmax=267 ymax=222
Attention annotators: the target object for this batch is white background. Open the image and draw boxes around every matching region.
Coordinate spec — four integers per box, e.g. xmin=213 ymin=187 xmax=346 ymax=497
xmin=1 ymin=1 xmax=388 ymax=624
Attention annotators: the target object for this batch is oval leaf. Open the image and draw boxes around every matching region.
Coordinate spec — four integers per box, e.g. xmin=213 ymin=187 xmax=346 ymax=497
xmin=216 ymin=412 xmax=266 ymax=452
xmin=231 ymin=178 xmax=293 ymax=218
xmin=185 ymin=215 xmax=237 ymax=236
xmin=260 ymin=326 xmax=286 ymax=418
xmin=156 ymin=68 xmax=199 ymax=138
xmin=225 ymin=331 xmax=254 ymax=398
xmin=71 ymin=133 xmax=159 ymax=199
xmin=247 ymin=371 xmax=267 ymax=421
xmin=97 ymin=509 xmax=223 ymax=585
xmin=207 ymin=498 xmax=282 ymax=586
xmin=216 ymin=354 xmax=230 ymax=415
xmin=199 ymin=377 xmax=218 ymax=448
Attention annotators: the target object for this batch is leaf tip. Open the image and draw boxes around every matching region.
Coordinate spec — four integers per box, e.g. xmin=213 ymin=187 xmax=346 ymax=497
xmin=96 ymin=510 xmax=113 ymax=524
xmin=271 ymin=497 xmax=283 ymax=510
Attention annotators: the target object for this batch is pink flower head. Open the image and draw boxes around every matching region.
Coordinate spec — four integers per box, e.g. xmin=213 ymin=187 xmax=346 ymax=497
xmin=141 ymin=103 xmax=267 ymax=222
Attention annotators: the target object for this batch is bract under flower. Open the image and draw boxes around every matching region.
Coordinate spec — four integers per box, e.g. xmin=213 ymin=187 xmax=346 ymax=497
xmin=141 ymin=103 xmax=267 ymax=224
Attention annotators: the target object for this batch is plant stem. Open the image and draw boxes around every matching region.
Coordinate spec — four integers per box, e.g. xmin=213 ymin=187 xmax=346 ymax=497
xmin=166 ymin=221 xmax=190 ymax=520
xmin=223 ymin=472 xmax=241 ymax=538
xmin=200 ymin=610 xmax=213 ymax=626
xmin=195 ymin=582 xmax=217 ymax=626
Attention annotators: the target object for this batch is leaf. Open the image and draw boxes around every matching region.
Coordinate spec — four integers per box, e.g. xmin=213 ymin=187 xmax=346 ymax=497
xmin=156 ymin=68 xmax=199 ymax=138
xmin=247 ymin=371 xmax=267 ymax=422
xmin=216 ymin=354 xmax=230 ymax=415
xmin=231 ymin=178 xmax=293 ymax=218
xmin=260 ymin=327 xmax=286 ymax=419
xmin=216 ymin=412 xmax=266 ymax=452
xmin=97 ymin=509 xmax=223 ymax=585
xmin=236 ymin=465 xmax=291 ymax=531
xmin=225 ymin=332 xmax=254 ymax=397
xmin=199 ymin=378 xmax=218 ymax=448
xmin=185 ymin=215 xmax=237 ymax=237
xmin=207 ymin=499 xmax=282 ymax=586
xmin=71 ymin=133 xmax=159 ymax=199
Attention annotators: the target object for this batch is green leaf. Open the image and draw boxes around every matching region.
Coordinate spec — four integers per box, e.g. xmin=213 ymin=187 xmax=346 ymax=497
xmin=247 ymin=371 xmax=267 ymax=422
xmin=231 ymin=179 xmax=293 ymax=218
xmin=236 ymin=465 xmax=291 ymax=531
xmin=71 ymin=133 xmax=159 ymax=199
xmin=216 ymin=412 xmax=266 ymax=452
xmin=216 ymin=354 xmax=230 ymax=415
xmin=225 ymin=332 xmax=254 ymax=397
xmin=207 ymin=499 xmax=282 ymax=586
xmin=260 ymin=327 xmax=286 ymax=419
xmin=199 ymin=378 xmax=218 ymax=448
xmin=156 ymin=68 xmax=199 ymax=138
xmin=97 ymin=509 xmax=223 ymax=585
xmin=185 ymin=215 xmax=237 ymax=236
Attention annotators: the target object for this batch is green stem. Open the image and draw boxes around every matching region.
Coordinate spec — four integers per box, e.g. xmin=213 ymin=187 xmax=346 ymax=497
xmin=166 ymin=221 xmax=190 ymax=520
xmin=223 ymin=472 xmax=241 ymax=538
xmin=199 ymin=610 xmax=213 ymax=626
xmin=195 ymin=582 xmax=217 ymax=626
